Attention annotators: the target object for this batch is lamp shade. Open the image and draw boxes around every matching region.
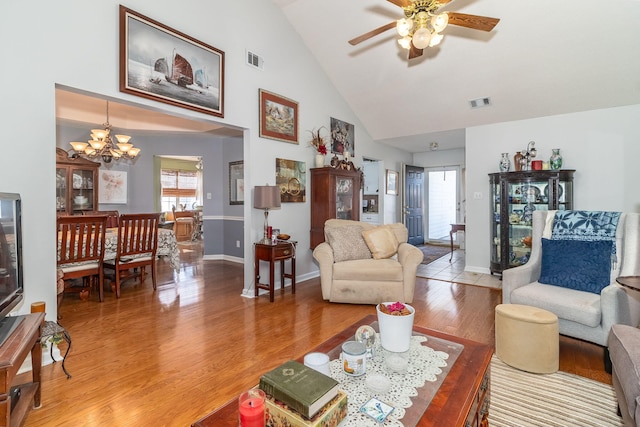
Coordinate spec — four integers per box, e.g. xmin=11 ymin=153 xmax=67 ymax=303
xmin=254 ymin=186 xmax=281 ymax=210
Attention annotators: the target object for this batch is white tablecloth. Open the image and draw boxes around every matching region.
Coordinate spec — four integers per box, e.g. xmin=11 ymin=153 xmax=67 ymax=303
xmin=103 ymin=228 xmax=180 ymax=271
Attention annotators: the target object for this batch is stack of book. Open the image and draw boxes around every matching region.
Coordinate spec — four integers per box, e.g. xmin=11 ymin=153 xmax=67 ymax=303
xmin=260 ymin=360 xmax=347 ymax=427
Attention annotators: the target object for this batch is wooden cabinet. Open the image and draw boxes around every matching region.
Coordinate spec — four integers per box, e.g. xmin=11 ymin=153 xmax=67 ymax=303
xmin=56 ymin=148 xmax=100 ymax=215
xmin=310 ymin=167 xmax=361 ymax=249
xmin=0 ymin=313 xmax=44 ymax=427
xmin=489 ymin=169 xmax=575 ymax=275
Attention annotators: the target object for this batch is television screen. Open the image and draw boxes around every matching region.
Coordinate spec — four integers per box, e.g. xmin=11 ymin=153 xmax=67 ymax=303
xmin=0 ymin=192 xmax=23 ymax=318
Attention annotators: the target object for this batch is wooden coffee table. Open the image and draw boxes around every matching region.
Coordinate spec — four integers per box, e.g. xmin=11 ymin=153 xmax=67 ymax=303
xmin=192 ymin=315 xmax=492 ymax=427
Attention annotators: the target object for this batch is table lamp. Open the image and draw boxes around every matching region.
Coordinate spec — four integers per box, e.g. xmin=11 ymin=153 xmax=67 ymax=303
xmin=254 ymin=185 xmax=281 ymax=244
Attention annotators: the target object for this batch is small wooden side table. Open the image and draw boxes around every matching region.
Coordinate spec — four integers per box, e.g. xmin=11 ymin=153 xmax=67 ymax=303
xmin=449 ymin=223 xmax=465 ymax=262
xmin=254 ymin=241 xmax=296 ymax=302
xmin=616 ymin=276 xmax=640 ymax=292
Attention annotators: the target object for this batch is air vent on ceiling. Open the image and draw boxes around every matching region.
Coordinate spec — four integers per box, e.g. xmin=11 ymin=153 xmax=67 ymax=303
xmin=246 ymin=50 xmax=264 ymax=70
xmin=469 ymin=97 xmax=491 ymax=109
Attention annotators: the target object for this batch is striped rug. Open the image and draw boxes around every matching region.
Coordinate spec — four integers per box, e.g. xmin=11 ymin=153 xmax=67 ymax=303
xmin=489 ymin=356 xmax=623 ymax=426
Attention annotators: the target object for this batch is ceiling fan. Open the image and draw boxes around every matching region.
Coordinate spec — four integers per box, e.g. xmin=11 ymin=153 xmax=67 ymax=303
xmin=349 ymin=0 xmax=500 ymax=59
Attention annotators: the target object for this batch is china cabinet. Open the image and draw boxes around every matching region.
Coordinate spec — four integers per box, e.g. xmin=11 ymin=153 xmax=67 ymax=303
xmin=310 ymin=167 xmax=361 ymax=249
xmin=56 ymin=147 xmax=100 ymax=215
xmin=489 ymin=169 xmax=575 ymax=275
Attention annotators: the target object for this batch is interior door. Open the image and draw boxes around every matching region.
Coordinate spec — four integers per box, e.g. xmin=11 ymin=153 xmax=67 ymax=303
xmin=403 ymin=164 xmax=425 ymax=246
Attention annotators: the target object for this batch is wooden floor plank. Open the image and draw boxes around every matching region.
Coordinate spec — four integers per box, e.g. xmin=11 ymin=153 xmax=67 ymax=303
xmin=19 ymin=243 xmax=610 ymax=426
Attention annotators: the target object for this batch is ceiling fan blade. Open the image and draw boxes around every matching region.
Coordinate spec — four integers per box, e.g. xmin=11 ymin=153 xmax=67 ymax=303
xmin=386 ymin=0 xmax=412 ymax=8
xmin=408 ymin=42 xmax=424 ymax=59
xmin=447 ymin=12 xmax=500 ymax=32
xmin=349 ymin=21 xmax=397 ymax=46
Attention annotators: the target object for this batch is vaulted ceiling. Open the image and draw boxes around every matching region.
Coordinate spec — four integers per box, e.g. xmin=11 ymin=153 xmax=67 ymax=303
xmin=275 ymin=0 xmax=640 ymax=152
xmin=57 ymin=0 xmax=640 ymax=154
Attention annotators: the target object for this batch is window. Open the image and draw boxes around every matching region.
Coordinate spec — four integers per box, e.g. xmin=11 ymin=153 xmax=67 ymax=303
xmin=161 ymin=169 xmax=198 ymax=212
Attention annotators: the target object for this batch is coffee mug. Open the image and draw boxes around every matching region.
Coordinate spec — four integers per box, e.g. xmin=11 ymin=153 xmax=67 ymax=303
xmin=531 ymin=160 xmax=543 ymax=170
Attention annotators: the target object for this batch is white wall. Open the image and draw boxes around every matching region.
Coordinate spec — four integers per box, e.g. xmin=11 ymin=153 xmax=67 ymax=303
xmin=0 ymin=0 xmax=411 ymax=318
xmin=465 ymin=104 xmax=640 ymax=274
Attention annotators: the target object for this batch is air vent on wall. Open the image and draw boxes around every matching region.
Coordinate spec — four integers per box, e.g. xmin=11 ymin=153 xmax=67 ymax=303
xmin=246 ymin=50 xmax=264 ymax=70
xmin=469 ymin=97 xmax=491 ymax=109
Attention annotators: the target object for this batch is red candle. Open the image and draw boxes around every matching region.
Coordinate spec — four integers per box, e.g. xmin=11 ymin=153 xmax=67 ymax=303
xmin=239 ymin=389 xmax=265 ymax=427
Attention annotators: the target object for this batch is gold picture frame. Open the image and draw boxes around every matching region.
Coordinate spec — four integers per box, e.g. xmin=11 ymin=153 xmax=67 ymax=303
xmin=259 ymin=89 xmax=299 ymax=144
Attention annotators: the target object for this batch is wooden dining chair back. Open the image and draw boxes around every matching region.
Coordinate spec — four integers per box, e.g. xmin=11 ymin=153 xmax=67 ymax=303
xmin=103 ymin=213 xmax=160 ymax=297
xmin=57 ymin=215 xmax=108 ymax=302
xmin=172 ymin=208 xmax=195 ymax=241
xmin=82 ymin=210 xmax=119 ymax=228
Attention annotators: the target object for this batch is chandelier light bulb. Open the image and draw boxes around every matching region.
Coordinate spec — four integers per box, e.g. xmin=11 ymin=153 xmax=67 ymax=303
xmin=396 ymin=18 xmax=413 ymax=37
xmin=70 ymin=141 xmax=89 ymax=152
xmin=115 ymin=134 xmax=131 ymax=143
xmin=431 ymin=13 xmax=449 ymax=33
xmin=412 ymin=28 xmax=431 ymax=49
xmin=398 ymin=36 xmax=412 ymax=49
xmin=91 ymin=129 xmax=108 ymax=140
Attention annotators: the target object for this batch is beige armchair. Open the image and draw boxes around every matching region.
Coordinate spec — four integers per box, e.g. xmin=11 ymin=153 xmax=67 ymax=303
xmin=313 ymin=219 xmax=424 ymax=304
xmin=503 ymin=210 xmax=640 ymax=348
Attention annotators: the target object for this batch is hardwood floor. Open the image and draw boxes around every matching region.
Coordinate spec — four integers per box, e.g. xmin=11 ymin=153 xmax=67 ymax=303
xmin=19 ymin=242 xmax=610 ymax=426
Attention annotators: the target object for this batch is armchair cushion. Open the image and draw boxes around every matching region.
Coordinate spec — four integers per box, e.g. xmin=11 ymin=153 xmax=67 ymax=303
xmin=325 ymin=225 xmax=372 ymax=262
xmin=362 ymin=226 xmax=399 ymax=259
xmin=539 ymin=238 xmax=612 ymax=294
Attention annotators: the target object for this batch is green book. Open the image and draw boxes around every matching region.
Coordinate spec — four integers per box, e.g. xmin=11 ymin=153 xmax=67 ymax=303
xmin=259 ymin=360 xmax=339 ymax=419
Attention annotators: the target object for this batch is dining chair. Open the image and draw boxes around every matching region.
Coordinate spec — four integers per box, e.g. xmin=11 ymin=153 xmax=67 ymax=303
xmin=57 ymin=215 xmax=108 ymax=302
xmin=82 ymin=210 xmax=119 ymax=228
xmin=172 ymin=207 xmax=195 ymax=241
xmin=103 ymin=213 xmax=160 ymax=297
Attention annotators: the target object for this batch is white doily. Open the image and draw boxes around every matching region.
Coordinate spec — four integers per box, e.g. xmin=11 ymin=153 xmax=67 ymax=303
xmin=328 ymin=334 xmax=454 ymax=427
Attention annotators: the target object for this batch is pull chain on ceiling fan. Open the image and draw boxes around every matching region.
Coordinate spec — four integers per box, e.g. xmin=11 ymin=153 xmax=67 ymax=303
xmin=348 ymin=0 xmax=500 ymax=59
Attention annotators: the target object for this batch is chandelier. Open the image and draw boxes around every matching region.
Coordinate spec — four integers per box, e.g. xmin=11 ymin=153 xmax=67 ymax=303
xmin=69 ymin=101 xmax=140 ymax=164
xmin=396 ymin=0 xmax=449 ymax=50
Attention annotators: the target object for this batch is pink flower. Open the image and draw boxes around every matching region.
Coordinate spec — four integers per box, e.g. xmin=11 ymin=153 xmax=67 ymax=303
xmin=386 ymin=302 xmax=405 ymax=313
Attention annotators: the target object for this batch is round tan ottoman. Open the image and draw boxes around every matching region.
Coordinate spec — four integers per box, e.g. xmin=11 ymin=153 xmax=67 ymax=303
xmin=495 ymin=304 xmax=559 ymax=374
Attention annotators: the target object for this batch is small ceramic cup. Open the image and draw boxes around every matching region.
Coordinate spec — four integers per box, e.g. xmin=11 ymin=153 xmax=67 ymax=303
xmin=304 ymin=352 xmax=331 ymax=377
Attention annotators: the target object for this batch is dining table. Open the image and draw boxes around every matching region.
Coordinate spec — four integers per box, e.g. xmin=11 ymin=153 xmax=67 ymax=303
xmin=103 ymin=228 xmax=180 ymax=271
xmin=58 ymin=228 xmax=180 ymax=272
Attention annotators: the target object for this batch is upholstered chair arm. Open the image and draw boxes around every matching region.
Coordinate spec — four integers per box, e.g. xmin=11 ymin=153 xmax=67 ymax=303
xmin=397 ymin=243 xmax=423 ymax=303
xmin=601 ymin=284 xmax=640 ymax=342
xmin=502 ymin=259 xmax=542 ymax=304
xmin=313 ymin=242 xmax=334 ymax=300
xmin=502 ymin=210 xmax=548 ymax=304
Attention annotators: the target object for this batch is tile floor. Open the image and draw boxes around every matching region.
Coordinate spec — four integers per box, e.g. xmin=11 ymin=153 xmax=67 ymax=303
xmin=415 ymin=248 xmax=503 ymax=289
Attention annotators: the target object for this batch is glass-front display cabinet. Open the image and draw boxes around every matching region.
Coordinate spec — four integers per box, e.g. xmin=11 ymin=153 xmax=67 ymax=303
xmin=489 ymin=169 xmax=575 ymax=275
xmin=310 ymin=167 xmax=361 ymax=249
xmin=56 ymin=147 xmax=100 ymax=215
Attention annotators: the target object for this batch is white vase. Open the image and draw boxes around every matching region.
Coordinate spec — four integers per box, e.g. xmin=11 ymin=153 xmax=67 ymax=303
xmin=376 ymin=302 xmax=415 ymax=352
xmin=314 ymin=153 xmax=324 ymax=168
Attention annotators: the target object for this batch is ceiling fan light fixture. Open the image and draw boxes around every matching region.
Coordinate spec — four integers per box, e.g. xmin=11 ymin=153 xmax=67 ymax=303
xmin=431 ymin=12 xmax=449 ymax=33
xmin=398 ymin=36 xmax=412 ymax=49
xmin=429 ymin=32 xmax=444 ymax=47
xmin=396 ymin=18 xmax=413 ymax=37
xmin=412 ymin=28 xmax=431 ymax=49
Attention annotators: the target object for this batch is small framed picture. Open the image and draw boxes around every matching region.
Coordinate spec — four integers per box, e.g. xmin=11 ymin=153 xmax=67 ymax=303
xmin=229 ymin=161 xmax=244 ymax=205
xmin=360 ymin=397 xmax=394 ymax=423
xmin=259 ymin=89 xmax=298 ymax=144
xmin=386 ymin=169 xmax=399 ymax=195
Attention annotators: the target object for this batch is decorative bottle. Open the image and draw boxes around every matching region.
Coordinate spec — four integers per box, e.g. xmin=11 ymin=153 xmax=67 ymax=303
xmin=513 ymin=152 xmax=523 ymax=172
xmin=549 ymin=149 xmax=563 ymax=170
xmin=499 ymin=153 xmax=511 ymax=172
